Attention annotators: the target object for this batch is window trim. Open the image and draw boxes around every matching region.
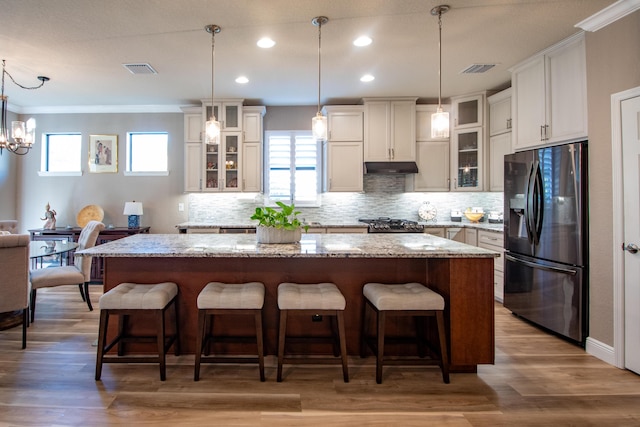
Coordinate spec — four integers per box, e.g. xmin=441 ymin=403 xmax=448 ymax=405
xmin=38 ymin=132 xmax=83 ymax=176
xmin=125 ymin=131 xmax=170 ymax=176
xmin=264 ymin=130 xmax=322 ymax=208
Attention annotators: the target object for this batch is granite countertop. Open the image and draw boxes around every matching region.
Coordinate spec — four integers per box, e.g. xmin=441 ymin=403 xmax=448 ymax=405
xmin=77 ymin=233 xmax=499 ymax=259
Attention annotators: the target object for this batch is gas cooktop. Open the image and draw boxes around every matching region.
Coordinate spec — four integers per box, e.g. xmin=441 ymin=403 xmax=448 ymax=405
xmin=358 ymin=217 xmax=425 ymax=233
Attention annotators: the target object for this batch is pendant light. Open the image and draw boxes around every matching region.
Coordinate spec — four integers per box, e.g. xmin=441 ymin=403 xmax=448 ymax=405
xmin=430 ymin=5 xmax=450 ymax=139
xmin=311 ymin=16 xmax=328 ymax=141
xmin=205 ymin=24 xmax=221 ymax=145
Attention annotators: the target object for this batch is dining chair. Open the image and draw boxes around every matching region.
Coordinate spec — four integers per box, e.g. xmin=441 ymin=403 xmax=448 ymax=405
xmin=30 ymin=220 xmax=105 ymax=322
xmin=0 ymin=234 xmax=30 ymax=348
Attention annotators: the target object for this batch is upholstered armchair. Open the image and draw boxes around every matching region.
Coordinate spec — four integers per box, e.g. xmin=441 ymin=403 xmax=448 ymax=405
xmin=0 ymin=220 xmax=19 ymax=234
xmin=0 ymin=234 xmax=30 ymax=348
xmin=30 ymin=221 xmax=105 ymax=322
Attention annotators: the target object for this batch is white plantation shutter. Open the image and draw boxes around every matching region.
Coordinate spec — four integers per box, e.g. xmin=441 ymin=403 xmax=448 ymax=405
xmin=266 ymin=131 xmax=320 ymax=205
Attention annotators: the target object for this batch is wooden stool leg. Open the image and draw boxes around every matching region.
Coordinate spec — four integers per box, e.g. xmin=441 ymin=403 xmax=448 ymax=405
xmin=194 ymin=309 xmax=206 ymax=381
xmin=172 ymin=299 xmax=180 ymax=356
xmin=117 ymin=314 xmax=127 ymax=356
xmin=415 ymin=316 xmax=426 ymax=358
xmin=376 ymin=310 xmax=386 ymax=384
xmin=84 ymin=282 xmax=93 ymax=311
xmin=204 ymin=314 xmax=214 ymax=356
xmin=360 ymin=300 xmax=370 ymax=358
xmin=277 ymin=310 xmax=287 ymax=382
xmin=436 ymin=311 xmax=450 ymax=384
xmin=157 ymin=309 xmax=167 ymax=381
xmin=336 ymin=310 xmax=349 ymax=383
xmin=95 ymin=310 xmax=109 ymax=381
xmin=255 ymin=310 xmax=265 ymax=382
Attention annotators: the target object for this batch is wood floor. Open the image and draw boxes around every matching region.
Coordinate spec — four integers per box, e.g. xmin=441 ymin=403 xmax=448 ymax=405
xmin=1 ymin=286 xmax=640 ymax=426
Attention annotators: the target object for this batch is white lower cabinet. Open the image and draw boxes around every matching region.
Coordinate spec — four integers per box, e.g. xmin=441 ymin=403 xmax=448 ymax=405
xmin=477 ymin=230 xmax=504 ymax=302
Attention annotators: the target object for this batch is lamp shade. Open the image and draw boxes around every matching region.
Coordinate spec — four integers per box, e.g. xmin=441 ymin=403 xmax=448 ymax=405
xmin=123 ymin=202 xmax=143 ymax=216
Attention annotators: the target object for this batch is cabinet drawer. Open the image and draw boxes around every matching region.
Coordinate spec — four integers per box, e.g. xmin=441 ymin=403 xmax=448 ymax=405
xmin=478 ymin=230 xmax=503 ymax=246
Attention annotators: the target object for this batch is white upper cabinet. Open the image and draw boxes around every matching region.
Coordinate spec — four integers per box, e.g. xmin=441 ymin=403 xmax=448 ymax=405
xmin=364 ymin=98 xmax=417 ymax=161
xmin=488 ymin=88 xmax=512 ymax=136
xmin=323 ymin=106 xmax=364 ymax=142
xmin=511 ymin=32 xmax=587 ymax=151
xmin=488 ymin=89 xmax=513 ymax=192
xmin=183 ymin=106 xmax=202 ymax=143
xmin=202 ymin=100 xmax=243 ymax=132
xmin=242 ymin=106 xmax=265 ymax=143
xmin=451 ymin=93 xmax=484 ymax=130
xmin=411 ymin=104 xmax=451 ymax=192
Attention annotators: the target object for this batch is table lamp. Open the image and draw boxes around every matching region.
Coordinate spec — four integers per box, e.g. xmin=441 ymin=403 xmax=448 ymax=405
xmin=123 ymin=201 xmax=143 ymax=228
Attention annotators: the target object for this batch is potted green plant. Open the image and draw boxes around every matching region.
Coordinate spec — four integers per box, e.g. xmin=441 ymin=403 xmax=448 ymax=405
xmin=251 ymin=201 xmax=309 ymax=244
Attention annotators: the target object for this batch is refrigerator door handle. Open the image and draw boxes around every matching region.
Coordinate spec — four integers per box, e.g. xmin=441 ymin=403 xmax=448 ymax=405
xmin=531 ymin=161 xmax=544 ymax=245
xmin=505 ymin=254 xmax=578 ymax=276
xmin=525 ymin=161 xmax=537 ymax=245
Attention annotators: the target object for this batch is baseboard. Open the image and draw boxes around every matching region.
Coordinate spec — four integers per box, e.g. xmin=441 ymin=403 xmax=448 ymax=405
xmin=585 ymin=337 xmax=619 ymax=367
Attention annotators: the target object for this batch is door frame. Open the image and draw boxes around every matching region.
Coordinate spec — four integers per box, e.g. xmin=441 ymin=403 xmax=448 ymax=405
xmin=611 ymin=85 xmax=640 ymax=369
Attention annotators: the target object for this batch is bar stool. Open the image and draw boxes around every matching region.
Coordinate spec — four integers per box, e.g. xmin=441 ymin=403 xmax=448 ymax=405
xmin=194 ymin=281 xmax=265 ymax=381
xmin=361 ymin=282 xmax=449 ymax=384
xmin=277 ymin=282 xmax=349 ymax=382
xmin=95 ymin=282 xmax=180 ymax=381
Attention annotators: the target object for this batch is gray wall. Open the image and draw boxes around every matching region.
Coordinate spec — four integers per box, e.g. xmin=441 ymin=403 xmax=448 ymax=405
xmin=15 ymin=112 xmax=188 ymax=233
xmin=585 ymin=11 xmax=640 ymax=346
xmin=0 ymin=109 xmax=19 ymax=220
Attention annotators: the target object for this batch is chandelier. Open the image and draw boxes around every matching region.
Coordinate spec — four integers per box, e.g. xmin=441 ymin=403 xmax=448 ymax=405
xmin=0 ymin=60 xmax=50 ymax=155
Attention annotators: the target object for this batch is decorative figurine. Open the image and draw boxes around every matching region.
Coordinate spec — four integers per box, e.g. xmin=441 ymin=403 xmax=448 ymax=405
xmin=41 ymin=203 xmax=57 ymax=229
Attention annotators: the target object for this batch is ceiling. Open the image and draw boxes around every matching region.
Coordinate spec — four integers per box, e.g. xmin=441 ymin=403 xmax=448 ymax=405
xmin=0 ymin=0 xmax=615 ymax=113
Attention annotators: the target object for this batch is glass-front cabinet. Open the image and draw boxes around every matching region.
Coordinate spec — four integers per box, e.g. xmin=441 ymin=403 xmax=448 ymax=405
xmin=203 ymin=101 xmax=243 ymax=133
xmin=451 ymin=128 xmax=483 ymax=191
xmin=204 ymin=132 xmax=241 ymax=191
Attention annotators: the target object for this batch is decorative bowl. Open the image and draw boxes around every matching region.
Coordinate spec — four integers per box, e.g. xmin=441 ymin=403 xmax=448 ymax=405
xmin=464 ymin=210 xmax=484 ymax=223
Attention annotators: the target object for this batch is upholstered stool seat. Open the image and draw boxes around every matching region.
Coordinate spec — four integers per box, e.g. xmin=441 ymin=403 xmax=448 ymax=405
xmin=194 ymin=282 xmax=265 ymax=381
xmin=95 ymin=282 xmax=180 ymax=381
xmin=277 ymin=282 xmax=349 ymax=382
xmin=361 ymin=282 xmax=449 ymax=384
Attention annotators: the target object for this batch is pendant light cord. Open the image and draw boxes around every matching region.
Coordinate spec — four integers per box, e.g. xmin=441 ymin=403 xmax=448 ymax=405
xmin=317 ymin=19 xmax=322 ymax=114
xmin=437 ymin=11 xmax=443 ymax=109
xmin=211 ymin=30 xmax=215 ymax=115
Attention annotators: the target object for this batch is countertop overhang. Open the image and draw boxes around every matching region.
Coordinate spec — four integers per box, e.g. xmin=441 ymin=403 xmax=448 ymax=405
xmin=77 ymin=232 xmax=499 ymax=259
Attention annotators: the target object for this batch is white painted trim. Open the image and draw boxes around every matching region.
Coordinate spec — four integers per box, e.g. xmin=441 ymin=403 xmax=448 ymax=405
xmin=16 ymin=105 xmax=185 ymax=115
xmin=123 ymin=171 xmax=170 ymax=177
xmin=610 ymin=85 xmax=640 ymax=369
xmin=576 ymin=0 xmax=640 ymax=32
xmin=37 ymin=171 xmax=83 ymax=177
xmin=586 ymin=337 xmax=617 ymax=366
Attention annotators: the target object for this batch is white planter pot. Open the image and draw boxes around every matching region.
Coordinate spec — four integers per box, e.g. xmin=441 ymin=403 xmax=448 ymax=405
xmin=256 ymin=226 xmax=302 ymax=244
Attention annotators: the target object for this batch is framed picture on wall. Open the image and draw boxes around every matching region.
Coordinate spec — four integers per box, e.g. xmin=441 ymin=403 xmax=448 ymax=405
xmin=89 ymin=134 xmax=118 ymax=173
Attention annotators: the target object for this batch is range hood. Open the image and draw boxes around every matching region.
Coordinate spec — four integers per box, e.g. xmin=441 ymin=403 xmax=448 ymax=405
xmin=364 ymin=161 xmax=419 ymax=174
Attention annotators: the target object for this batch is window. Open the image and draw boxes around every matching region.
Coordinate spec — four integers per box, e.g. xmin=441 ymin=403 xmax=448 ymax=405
xmin=125 ymin=132 xmax=169 ymax=175
xmin=265 ymin=131 xmax=320 ymax=206
xmin=39 ymin=133 xmax=82 ymax=175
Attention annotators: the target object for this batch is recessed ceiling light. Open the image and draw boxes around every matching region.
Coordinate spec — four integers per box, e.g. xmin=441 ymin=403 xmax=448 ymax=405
xmin=257 ymin=37 xmax=275 ymax=48
xmin=353 ymin=36 xmax=372 ymax=47
xmin=360 ymin=74 xmax=375 ymax=82
xmin=235 ymin=76 xmax=249 ymax=84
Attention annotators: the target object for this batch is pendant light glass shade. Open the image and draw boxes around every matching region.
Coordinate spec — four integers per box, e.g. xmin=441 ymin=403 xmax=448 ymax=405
xmin=205 ymin=24 xmax=221 ymax=145
xmin=312 ymin=112 xmax=327 ymax=140
xmin=431 ymin=107 xmax=449 ymax=139
xmin=311 ymin=16 xmax=328 ymax=141
xmin=430 ymin=5 xmax=450 ymax=139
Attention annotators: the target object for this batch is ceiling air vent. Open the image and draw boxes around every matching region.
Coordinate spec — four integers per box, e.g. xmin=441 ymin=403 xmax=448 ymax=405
xmin=122 ymin=63 xmax=158 ymax=75
xmin=460 ymin=63 xmax=496 ymax=74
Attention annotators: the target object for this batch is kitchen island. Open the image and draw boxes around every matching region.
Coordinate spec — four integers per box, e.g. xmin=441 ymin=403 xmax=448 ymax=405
xmin=77 ymin=233 xmax=498 ymax=372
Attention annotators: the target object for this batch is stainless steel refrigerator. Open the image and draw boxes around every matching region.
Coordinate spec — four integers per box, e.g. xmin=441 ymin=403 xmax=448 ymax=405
xmin=503 ymin=141 xmax=588 ymax=345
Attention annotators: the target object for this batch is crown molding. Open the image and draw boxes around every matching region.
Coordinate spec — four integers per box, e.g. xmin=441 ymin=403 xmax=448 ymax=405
xmin=576 ymin=0 xmax=640 ymax=32
xmin=16 ymin=104 xmax=184 ymax=115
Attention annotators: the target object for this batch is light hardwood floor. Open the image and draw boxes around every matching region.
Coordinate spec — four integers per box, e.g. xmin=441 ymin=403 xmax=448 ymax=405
xmin=1 ymin=286 xmax=640 ymax=426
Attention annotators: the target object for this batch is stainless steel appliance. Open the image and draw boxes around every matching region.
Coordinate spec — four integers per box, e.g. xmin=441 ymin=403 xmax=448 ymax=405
xmin=503 ymin=141 xmax=588 ymax=345
xmin=358 ymin=217 xmax=425 ymax=233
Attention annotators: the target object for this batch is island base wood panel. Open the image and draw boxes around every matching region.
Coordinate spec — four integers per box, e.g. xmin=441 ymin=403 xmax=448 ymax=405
xmin=102 ymin=256 xmax=494 ymax=372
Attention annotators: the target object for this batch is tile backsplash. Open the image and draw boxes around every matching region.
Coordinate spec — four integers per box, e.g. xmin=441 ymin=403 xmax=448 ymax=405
xmin=188 ymin=175 xmax=503 ymax=224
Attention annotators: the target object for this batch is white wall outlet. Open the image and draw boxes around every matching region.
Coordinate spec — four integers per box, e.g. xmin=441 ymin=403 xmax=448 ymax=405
xmin=178 ymin=203 xmax=184 ymax=212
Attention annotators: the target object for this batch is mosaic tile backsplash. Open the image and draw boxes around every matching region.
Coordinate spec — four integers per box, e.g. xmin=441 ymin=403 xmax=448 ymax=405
xmin=188 ymin=175 xmax=503 ymax=224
